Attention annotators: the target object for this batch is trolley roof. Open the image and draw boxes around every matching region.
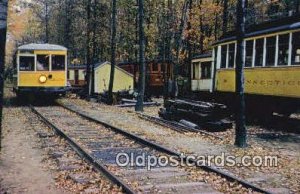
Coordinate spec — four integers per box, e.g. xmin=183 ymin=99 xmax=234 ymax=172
xmin=18 ymin=43 xmax=67 ymax=51
xmin=214 ymin=14 xmax=300 ymax=45
xmin=192 ymin=52 xmax=212 ymax=60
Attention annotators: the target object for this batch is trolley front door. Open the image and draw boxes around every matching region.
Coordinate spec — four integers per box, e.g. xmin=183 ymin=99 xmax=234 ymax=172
xmin=75 ymin=70 xmax=79 ymax=85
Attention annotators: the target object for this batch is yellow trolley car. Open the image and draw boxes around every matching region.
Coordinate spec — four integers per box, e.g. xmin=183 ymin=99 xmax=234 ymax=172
xmin=212 ymin=15 xmax=300 ymax=115
xmin=13 ymin=43 xmax=68 ymax=98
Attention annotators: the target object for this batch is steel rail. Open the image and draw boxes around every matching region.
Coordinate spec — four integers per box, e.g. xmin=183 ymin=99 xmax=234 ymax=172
xmin=30 ymin=105 xmax=136 ymax=194
xmin=137 ymin=114 xmax=190 ymax=133
xmin=58 ymin=102 xmax=273 ymax=194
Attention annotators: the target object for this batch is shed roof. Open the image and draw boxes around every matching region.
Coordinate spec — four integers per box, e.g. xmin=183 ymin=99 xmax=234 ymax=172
xmin=94 ymin=61 xmax=133 ymax=77
xmin=215 ymin=14 xmax=300 ymax=45
xmin=18 ymin=43 xmax=67 ymax=51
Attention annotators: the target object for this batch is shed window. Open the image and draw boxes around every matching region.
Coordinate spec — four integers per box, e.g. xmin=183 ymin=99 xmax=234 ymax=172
xmin=278 ymin=34 xmax=289 ymax=66
xmin=52 ymin=55 xmax=65 ymax=70
xmin=201 ymin=62 xmax=212 ymax=79
xmin=37 ymin=55 xmax=50 ymax=71
xmin=266 ymin=36 xmax=276 ymax=66
xmin=228 ymin=43 xmax=235 ymax=68
xmin=221 ymin=45 xmax=227 ymax=68
xmin=19 ymin=56 xmax=34 ymax=71
xmin=292 ymin=31 xmax=300 ymax=65
xmin=245 ymin=40 xmax=253 ymax=67
xmin=255 ymin=38 xmax=264 ymax=67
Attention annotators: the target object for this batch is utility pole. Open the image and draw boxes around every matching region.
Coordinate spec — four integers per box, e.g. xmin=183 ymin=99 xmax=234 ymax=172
xmin=135 ymin=0 xmax=146 ymax=112
xmin=235 ymin=0 xmax=247 ymax=148
xmin=108 ymin=0 xmax=117 ymax=105
xmin=0 ymin=0 xmax=8 ymax=151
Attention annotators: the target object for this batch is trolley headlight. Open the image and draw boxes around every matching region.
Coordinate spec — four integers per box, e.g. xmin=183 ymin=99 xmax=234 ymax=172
xmin=39 ymin=75 xmax=47 ymax=83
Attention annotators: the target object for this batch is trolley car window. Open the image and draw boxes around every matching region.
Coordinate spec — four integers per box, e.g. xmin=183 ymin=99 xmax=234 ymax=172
xmin=255 ymin=38 xmax=264 ymax=67
xmin=278 ymin=34 xmax=289 ymax=66
xmin=228 ymin=43 xmax=235 ymax=68
xmin=161 ymin=63 xmax=166 ymax=73
xmin=221 ymin=45 xmax=227 ymax=68
xmin=245 ymin=40 xmax=253 ymax=67
xmin=201 ymin=62 xmax=211 ymax=79
xmin=152 ymin=63 xmax=159 ymax=71
xmin=292 ymin=31 xmax=300 ymax=65
xmin=52 ymin=55 xmax=65 ymax=70
xmin=19 ymin=56 xmax=34 ymax=71
xmin=266 ymin=36 xmax=276 ymax=66
xmin=192 ymin=62 xmax=200 ymax=80
xmin=37 ymin=55 xmax=50 ymax=71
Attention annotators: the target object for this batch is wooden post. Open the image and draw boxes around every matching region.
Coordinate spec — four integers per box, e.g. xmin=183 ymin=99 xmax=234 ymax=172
xmin=0 ymin=0 xmax=8 ymax=151
xmin=235 ymin=0 xmax=247 ymax=148
xmin=135 ymin=0 xmax=146 ymax=112
xmin=108 ymin=0 xmax=117 ymax=105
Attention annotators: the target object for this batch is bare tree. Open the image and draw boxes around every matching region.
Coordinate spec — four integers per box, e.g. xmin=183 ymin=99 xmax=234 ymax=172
xmin=0 ymin=0 xmax=8 ymax=150
xmin=135 ymin=0 xmax=146 ymax=111
xmin=235 ymin=0 xmax=247 ymax=148
xmin=108 ymin=0 xmax=117 ymax=105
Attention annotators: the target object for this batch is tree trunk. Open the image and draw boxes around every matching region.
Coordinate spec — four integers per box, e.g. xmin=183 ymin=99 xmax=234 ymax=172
xmin=91 ymin=0 xmax=98 ymax=94
xmin=296 ymin=0 xmax=300 ymax=13
xmin=64 ymin=0 xmax=72 ymax=50
xmin=173 ymin=1 xmax=188 ymax=98
xmin=199 ymin=0 xmax=204 ymax=53
xmin=235 ymin=0 xmax=247 ymax=148
xmin=214 ymin=0 xmax=220 ymax=40
xmin=108 ymin=0 xmax=117 ymax=105
xmin=45 ymin=1 xmax=49 ymax=43
xmin=222 ymin=0 xmax=228 ymax=35
xmin=86 ymin=0 xmax=92 ymax=96
xmin=135 ymin=0 xmax=146 ymax=112
xmin=0 ymin=0 xmax=8 ymax=150
xmin=186 ymin=0 xmax=192 ymax=93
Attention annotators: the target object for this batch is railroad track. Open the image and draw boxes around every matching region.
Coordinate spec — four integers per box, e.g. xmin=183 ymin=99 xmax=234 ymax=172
xmin=30 ymin=104 xmax=272 ymax=194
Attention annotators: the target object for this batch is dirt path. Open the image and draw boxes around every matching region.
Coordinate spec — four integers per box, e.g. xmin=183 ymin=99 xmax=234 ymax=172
xmin=0 ymin=105 xmax=66 ymax=193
